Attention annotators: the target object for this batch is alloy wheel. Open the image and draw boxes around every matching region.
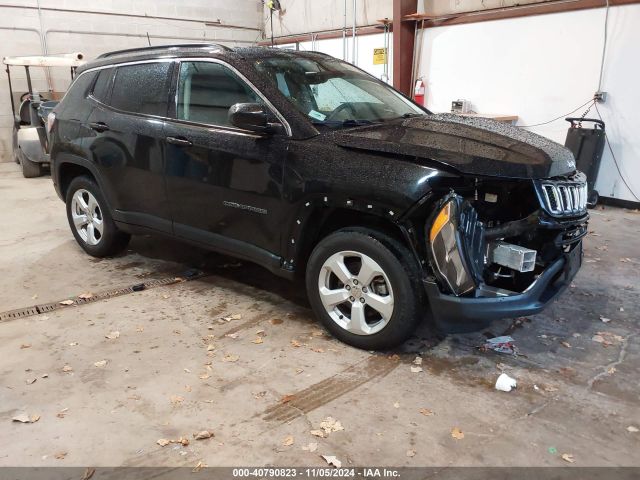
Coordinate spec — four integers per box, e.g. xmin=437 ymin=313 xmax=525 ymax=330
xmin=71 ymin=189 xmax=104 ymax=246
xmin=317 ymin=250 xmax=394 ymax=335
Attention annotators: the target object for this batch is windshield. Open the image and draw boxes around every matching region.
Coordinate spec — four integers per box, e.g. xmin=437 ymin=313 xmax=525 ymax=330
xmin=254 ymin=55 xmax=425 ymax=127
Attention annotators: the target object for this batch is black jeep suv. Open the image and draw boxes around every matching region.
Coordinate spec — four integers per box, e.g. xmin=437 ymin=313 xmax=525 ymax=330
xmin=50 ymin=44 xmax=588 ymax=350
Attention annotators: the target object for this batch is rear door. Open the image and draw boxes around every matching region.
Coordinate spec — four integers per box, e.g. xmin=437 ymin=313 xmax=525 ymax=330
xmin=163 ymin=59 xmax=289 ymax=259
xmin=85 ymin=61 xmax=173 ymax=232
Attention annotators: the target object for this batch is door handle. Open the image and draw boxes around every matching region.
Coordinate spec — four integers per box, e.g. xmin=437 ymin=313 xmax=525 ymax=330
xmin=166 ymin=136 xmax=193 ymax=147
xmin=89 ymin=122 xmax=109 ymax=132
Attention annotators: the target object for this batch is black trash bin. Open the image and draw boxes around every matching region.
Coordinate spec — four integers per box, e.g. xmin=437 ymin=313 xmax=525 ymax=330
xmin=564 ymin=117 xmax=606 ymax=207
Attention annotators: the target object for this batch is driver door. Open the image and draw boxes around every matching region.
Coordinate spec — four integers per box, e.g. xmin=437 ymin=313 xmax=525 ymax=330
xmin=164 ymin=60 xmax=288 ymax=259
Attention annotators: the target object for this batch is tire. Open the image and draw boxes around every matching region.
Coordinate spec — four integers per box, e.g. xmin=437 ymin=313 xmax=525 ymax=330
xmin=18 ymin=149 xmax=43 ymax=178
xmin=305 ymin=228 xmax=422 ymax=350
xmin=65 ymin=175 xmax=131 ymax=257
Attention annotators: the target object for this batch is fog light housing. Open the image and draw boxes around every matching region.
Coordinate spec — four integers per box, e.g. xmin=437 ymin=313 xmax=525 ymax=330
xmin=428 ymin=195 xmax=481 ymax=296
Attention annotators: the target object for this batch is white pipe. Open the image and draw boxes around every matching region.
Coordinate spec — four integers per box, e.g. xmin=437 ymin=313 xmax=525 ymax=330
xmin=2 ymin=53 xmax=85 ymax=67
xmin=343 ymin=0 xmax=347 ymax=60
xmin=351 ymin=0 xmax=356 ymax=65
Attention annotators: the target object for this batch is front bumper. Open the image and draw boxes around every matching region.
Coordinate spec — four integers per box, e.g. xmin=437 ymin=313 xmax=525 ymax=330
xmin=424 ymin=241 xmax=583 ymax=333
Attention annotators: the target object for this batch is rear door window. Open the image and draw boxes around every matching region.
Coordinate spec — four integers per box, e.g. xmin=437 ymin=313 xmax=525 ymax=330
xmin=91 ymin=68 xmax=114 ymax=104
xmin=176 ymin=61 xmax=260 ymax=126
xmin=110 ymin=62 xmax=172 ymax=117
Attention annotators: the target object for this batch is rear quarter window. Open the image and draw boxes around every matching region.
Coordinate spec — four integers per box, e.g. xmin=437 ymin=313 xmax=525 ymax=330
xmin=110 ymin=62 xmax=172 ymax=117
xmin=57 ymin=71 xmax=96 ymax=115
xmin=91 ymin=68 xmax=114 ymax=104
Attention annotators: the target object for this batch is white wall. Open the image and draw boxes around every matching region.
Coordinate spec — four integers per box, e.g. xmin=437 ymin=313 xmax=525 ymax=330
xmin=265 ymin=0 xmax=391 ymax=38
xmin=0 ymin=0 xmax=263 ymax=161
xmin=416 ymin=5 xmax=640 ymax=202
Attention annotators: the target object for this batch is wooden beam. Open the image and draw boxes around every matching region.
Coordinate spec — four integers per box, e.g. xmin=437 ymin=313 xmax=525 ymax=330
xmin=392 ymin=0 xmax=418 ymax=96
xmin=257 ymin=24 xmax=388 ymax=46
xmin=406 ymin=0 xmax=640 ymax=28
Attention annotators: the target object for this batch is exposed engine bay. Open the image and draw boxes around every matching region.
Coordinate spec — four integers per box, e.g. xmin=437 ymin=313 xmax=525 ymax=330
xmin=425 ymin=172 xmax=588 ymax=297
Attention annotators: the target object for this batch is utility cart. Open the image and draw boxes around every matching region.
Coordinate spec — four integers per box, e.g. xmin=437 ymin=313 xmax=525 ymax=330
xmin=3 ymin=53 xmax=85 ymax=177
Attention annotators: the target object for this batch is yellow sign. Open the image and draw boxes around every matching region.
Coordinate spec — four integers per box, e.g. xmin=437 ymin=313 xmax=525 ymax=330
xmin=373 ymin=48 xmax=387 ymax=65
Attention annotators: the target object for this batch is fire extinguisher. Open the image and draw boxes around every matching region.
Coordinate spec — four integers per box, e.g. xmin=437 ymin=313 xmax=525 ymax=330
xmin=414 ymin=78 xmax=425 ymax=106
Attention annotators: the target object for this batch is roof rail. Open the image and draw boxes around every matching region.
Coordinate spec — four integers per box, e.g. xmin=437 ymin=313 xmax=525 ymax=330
xmin=97 ymin=43 xmax=231 ymax=59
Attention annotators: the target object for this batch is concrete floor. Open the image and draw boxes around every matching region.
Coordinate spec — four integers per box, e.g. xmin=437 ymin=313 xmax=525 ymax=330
xmin=1 ymin=162 xmax=639 ymax=468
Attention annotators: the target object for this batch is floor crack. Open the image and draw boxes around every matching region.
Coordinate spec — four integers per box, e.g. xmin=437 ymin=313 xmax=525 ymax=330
xmin=587 ymin=333 xmax=636 ymax=390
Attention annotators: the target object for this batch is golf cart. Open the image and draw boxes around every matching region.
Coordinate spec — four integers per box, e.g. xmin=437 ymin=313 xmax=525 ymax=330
xmin=3 ymin=53 xmax=85 ymax=177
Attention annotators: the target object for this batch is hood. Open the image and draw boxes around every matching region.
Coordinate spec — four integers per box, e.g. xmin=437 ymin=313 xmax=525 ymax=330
xmin=333 ymin=113 xmax=576 ymax=179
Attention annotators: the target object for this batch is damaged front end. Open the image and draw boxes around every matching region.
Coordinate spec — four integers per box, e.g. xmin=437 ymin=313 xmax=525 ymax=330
xmin=423 ymin=172 xmax=588 ymax=332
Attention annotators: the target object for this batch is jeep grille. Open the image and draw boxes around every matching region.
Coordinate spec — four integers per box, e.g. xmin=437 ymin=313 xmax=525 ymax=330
xmin=537 ymin=174 xmax=588 ymax=217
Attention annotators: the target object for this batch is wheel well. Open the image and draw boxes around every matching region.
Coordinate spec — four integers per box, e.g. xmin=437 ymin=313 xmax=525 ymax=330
xmin=59 ymin=163 xmax=96 ymax=200
xmin=296 ymin=207 xmax=420 ymax=275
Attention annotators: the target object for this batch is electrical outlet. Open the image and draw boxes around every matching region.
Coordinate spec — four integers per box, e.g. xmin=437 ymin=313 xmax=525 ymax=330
xmin=594 ymin=91 xmax=607 ymax=103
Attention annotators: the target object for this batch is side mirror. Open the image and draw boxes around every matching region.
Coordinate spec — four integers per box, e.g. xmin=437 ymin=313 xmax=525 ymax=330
xmin=228 ymin=103 xmax=283 ymax=134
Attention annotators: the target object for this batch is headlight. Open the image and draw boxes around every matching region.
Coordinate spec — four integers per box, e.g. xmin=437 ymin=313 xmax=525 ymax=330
xmin=428 ymin=195 xmax=481 ymax=296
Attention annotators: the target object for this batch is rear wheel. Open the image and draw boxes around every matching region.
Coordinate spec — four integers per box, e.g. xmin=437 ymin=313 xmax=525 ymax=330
xmin=305 ymin=228 xmax=422 ymax=350
xmin=17 ymin=149 xmax=43 ymax=178
xmin=65 ymin=176 xmax=130 ymax=257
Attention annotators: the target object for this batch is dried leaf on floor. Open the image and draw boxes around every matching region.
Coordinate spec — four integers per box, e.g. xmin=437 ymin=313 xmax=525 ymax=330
xmin=192 ymin=461 xmax=207 ymax=473
xmin=62 ymin=365 xmax=73 ymax=373
xmin=199 ymin=373 xmax=211 ymax=380
xmin=193 ymin=430 xmax=214 ymax=440
xmin=290 ymin=339 xmax=302 ymax=348
xmin=451 ymin=427 xmax=464 ymax=440
xmin=255 ymin=329 xmax=266 ymax=337
xmin=222 ymin=354 xmax=239 ymax=363
xmin=281 ymin=394 xmax=296 ymax=404
xmin=560 ymin=341 xmax=571 ymax=348
xmin=69 ymin=342 xmax=78 ymax=347
xmin=136 ymin=326 xmax=144 ymax=332
xmin=393 ymin=402 xmax=400 ymax=408
xmin=310 ymin=347 xmax=325 ymax=353
xmin=225 ymin=333 xmax=239 ymax=339
xmin=270 ymin=318 xmax=283 ymax=325
xmin=561 ymin=453 xmax=575 ymax=463
xmin=302 ymin=442 xmax=318 ymax=452
xmin=413 ymin=356 xmax=423 ymax=365
xmin=157 ymin=438 xmax=170 ymax=447
xmin=252 ymin=337 xmax=264 ymax=345
xmin=170 ymin=395 xmax=184 ymax=406
xmin=78 ymin=292 xmax=94 ymax=300
xmin=419 ymin=408 xmax=434 ymax=416
xmin=608 ymin=367 xmax=617 ymax=375
xmin=253 ymin=391 xmax=267 ymax=399
xmin=311 ymin=329 xmax=324 ymax=337
xmin=627 ymin=426 xmax=639 ymax=433
xmin=406 ymin=449 xmax=416 ymax=457
xmin=93 ymin=360 xmax=107 ymax=368
xmin=185 ymin=385 xmax=192 ymax=392
xmin=54 ymin=452 xmax=67 ymax=460
xmin=26 ymin=378 xmax=37 ymax=385
xmin=207 ymin=344 xmax=216 ymax=351
xmin=222 ymin=314 xmax=242 ymax=322
xmin=319 ymin=416 xmax=344 ymax=435
xmin=321 ymin=455 xmax=342 ymax=468
xmin=59 ymin=300 xmax=74 ymax=306
xmin=105 ymin=331 xmax=120 ymax=340
xmin=410 ymin=366 xmax=423 ymax=373
xmin=81 ymin=467 xmax=96 ymax=480
xmin=282 ymin=435 xmax=294 ymax=447
xmin=13 ymin=413 xmax=38 ymax=423
xmin=20 ymin=343 xmax=31 ymax=349
xmin=310 ymin=429 xmax=325 ymax=438
xmin=57 ymin=408 xmax=68 ymax=418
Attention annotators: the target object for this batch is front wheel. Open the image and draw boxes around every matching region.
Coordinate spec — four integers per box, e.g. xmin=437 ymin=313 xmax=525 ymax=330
xmin=305 ymin=228 xmax=422 ymax=350
xmin=65 ymin=176 xmax=130 ymax=257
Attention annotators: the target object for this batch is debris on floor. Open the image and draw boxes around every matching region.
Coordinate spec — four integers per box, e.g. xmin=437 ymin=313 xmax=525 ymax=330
xmin=480 ymin=335 xmax=518 ymax=355
xmin=495 ymin=373 xmax=517 ymax=392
